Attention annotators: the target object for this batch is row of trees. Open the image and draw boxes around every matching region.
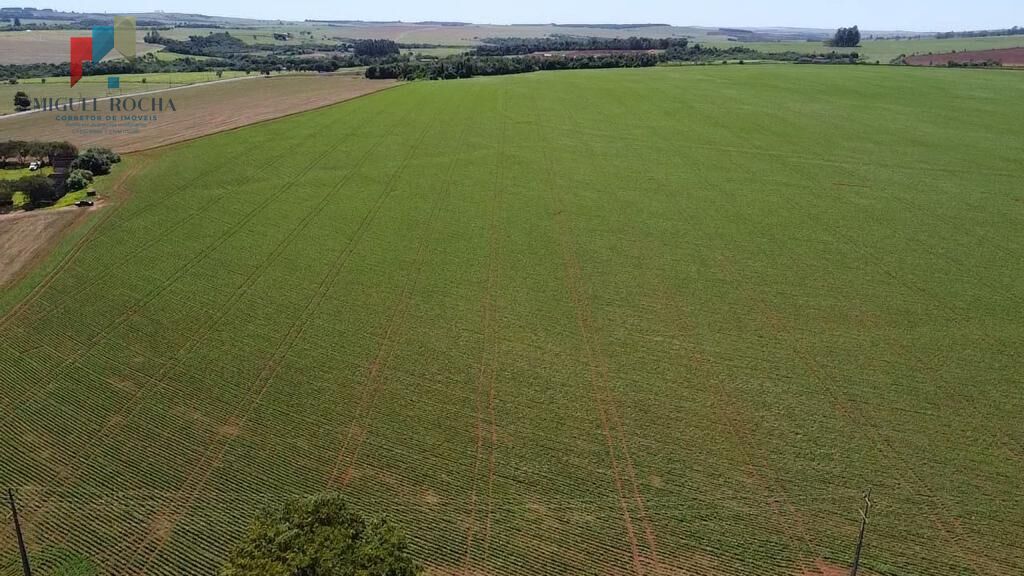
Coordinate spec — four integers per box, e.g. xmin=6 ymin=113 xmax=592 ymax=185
xmin=1 ymin=52 xmax=232 ymax=81
xmin=0 ymin=140 xmax=79 ymax=168
xmin=367 ymin=43 xmax=862 ymax=81
xmin=474 ymin=36 xmax=690 ymax=56
xmin=368 ymin=52 xmax=660 ymax=80
xmin=828 ymin=26 xmax=862 ymax=47
xmin=936 ymin=26 xmax=1022 ymax=39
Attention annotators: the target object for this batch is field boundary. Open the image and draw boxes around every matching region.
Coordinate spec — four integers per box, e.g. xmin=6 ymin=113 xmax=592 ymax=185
xmin=107 ymin=76 xmax=404 ymax=156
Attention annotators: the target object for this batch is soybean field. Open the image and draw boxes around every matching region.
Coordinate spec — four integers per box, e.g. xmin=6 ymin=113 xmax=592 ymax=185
xmin=1 ymin=65 xmax=1022 ymax=576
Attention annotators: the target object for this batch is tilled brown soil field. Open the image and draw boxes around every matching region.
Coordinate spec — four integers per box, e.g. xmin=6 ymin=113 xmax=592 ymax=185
xmin=906 ymin=47 xmax=1024 ymax=66
xmin=0 ymin=207 xmax=84 ymax=286
xmin=0 ymin=73 xmax=398 ymax=153
xmin=0 ymin=29 xmax=159 ymax=65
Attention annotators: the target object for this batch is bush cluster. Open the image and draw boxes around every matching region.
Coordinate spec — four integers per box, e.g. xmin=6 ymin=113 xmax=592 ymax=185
xmin=72 ymin=148 xmax=121 ymax=176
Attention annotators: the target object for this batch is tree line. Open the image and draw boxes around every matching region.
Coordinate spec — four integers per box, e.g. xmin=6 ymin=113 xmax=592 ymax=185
xmin=936 ymin=26 xmax=1023 ymax=39
xmin=0 ymin=141 xmax=78 ymax=168
xmin=474 ymin=36 xmax=690 ymax=56
xmin=367 ymin=52 xmax=661 ymax=81
xmin=367 ymin=43 xmax=861 ymax=81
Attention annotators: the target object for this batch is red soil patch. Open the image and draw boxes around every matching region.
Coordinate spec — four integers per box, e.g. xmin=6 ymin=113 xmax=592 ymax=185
xmin=905 ymin=47 xmax=1024 ymax=67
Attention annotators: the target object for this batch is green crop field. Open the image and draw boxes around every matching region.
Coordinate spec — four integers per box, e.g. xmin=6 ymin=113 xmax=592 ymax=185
xmin=1 ymin=65 xmax=1022 ymax=576
xmin=0 ymin=71 xmax=250 ymax=115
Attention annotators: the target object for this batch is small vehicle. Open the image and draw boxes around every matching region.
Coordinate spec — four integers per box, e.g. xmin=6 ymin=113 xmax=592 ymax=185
xmin=74 ymin=200 xmax=94 ymax=207
xmin=28 ymin=161 xmax=40 ymax=171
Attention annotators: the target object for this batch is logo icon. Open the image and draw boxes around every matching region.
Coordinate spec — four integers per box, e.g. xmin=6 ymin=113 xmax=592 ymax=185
xmin=69 ymin=16 xmax=135 ymax=86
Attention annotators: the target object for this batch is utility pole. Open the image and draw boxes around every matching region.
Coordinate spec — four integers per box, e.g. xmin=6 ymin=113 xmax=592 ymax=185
xmin=7 ymin=488 xmax=33 ymax=576
xmin=849 ymin=488 xmax=872 ymax=576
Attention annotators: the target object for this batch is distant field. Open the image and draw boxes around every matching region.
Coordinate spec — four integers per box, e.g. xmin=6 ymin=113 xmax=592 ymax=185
xmin=906 ymin=46 xmax=1024 ymax=67
xmin=161 ymin=23 xmax=701 ymax=46
xmin=707 ymin=35 xmax=1024 ymax=63
xmin=0 ymin=65 xmax=1021 ymax=576
xmin=0 ymin=29 xmax=158 ymax=64
xmin=0 ymin=71 xmax=249 ymax=115
xmin=151 ymin=50 xmax=214 ymax=61
xmin=100 ymin=26 xmax=1024 ymax=65
xmin=0 ymin=72 xmax=395 ymax=152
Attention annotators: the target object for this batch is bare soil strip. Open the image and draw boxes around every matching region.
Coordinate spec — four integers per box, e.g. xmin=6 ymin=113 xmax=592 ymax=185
xmin=0 ymin=208 xmax=85 ymax=286
xmin=0 ymin=73 xmax=398 ymax=154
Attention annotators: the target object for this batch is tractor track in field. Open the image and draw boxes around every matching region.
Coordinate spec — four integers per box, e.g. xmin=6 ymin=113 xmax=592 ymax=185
xmin=120 ymin=101 xmax=427 ymax=574
xmin=0 ymin=156 xmax=162 ymax=549
xmin=649 ymin=265 xmax=822 ymax=567
xmin=551 ymin=186 xmax=650 ymax=576
xmin=0 ymin=156 xmax=149 ymax=332
xmin=19 ymin=141 xmax=289 ymax=330
xmin=718 ymin=251 xmax=1003 ymax=576
xmin=463 ymin=86 xmax=507 ymax=573
xmin=2 ymin=92 xmax=377 ymax=336
xmin=326 ymin=99 xmax=467 ymax=489
xmin=999 ymin=434 xmax=1024 ymax=463
xmin=0 ymin=136 xmax=284 ymax=334
xmin=859 ymin=314 xmax=1016 ymax=576
xmin=809 ymin=213 xmax=1015 ymax=574
xmin=821 ymin=197 xmax=1021 ymax=361
xmin=23 ymin=114 xmax=391 ymax=567
xmin=4 ymin=141 xmax=325 ymax=412
xmin=6 ymin=141 xmax=335 ymax=415
xmin=550 ymin=91 xmax=661 ymax=576
xmin=884 ymin=191 xmax=1023 ymax=264
xmin=24 ymin=103 xmax=407 ymax=566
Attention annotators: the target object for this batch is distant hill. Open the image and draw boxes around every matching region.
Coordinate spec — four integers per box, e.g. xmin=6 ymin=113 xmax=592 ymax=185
xmin=0 ymin=8 xmax=931 ymax=41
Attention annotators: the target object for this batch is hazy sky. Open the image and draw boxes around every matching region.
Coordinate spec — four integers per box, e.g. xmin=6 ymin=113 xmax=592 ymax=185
xmin=45 ymin=1 xmax=1024 ymax=32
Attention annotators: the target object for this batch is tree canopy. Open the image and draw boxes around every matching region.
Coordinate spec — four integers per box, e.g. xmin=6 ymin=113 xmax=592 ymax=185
xmin=353 ymin=39 xmax=401 ymax=58
xmin=221 ymin=493 xmax=421 ymax=576
xmin=13 ymin=90 xmax=30 ymax=112
xmin=71 ymin=147 xmax=120 ymax=176
xmin=829 ymin=26 xmax=862 ymax=47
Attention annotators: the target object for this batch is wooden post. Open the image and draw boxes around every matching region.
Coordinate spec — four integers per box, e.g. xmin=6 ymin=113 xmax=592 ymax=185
xmin=850 ymin=488 xmax=872 ymax=576
xmin=7 ymin=488 xmax=33 ymax=576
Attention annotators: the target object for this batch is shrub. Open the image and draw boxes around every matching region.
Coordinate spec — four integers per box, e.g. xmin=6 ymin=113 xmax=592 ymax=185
xmin=72 ymin=148 xmax=120 ymax=176
xmin=2 ymin=175 xmax=59 ymax=205
xmin=13 ymin=90 xmax=30 ymax=112
xmin=66 ymin=169 xmax=94 ymax=192
xmin=221 ymin=493 xmax=421 ymax=576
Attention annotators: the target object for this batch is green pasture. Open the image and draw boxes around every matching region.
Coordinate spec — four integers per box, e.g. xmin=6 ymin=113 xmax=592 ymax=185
xmin=0 ymin=166 xmax=52 ymax=180
xmin=1 ymin=65 xmax=1022 ymax=576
